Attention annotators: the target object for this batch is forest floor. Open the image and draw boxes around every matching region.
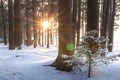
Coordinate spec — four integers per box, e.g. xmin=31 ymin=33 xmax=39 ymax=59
xmin=0 ymin=43 xmax=120 ymax=80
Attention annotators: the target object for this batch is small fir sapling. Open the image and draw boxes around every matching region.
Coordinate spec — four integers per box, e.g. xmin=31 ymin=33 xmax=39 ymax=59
xmin=79 ymin=30 xmax=100 ymax=78
xmin=72 ymin=30 xmax=109 ymax=77
xmin=63 ymin=30 xmax=120 ymax=77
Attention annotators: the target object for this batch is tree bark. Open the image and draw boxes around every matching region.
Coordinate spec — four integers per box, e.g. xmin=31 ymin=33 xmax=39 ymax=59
xmin=101 ymin=0 xmax=108 ymax=37
xmin=8 ymin=0 xmax=15 ymax=49
xmin=32 ymin=0 xmax=38 ymax=48
xmin=76 ymin=0 xmax=81 ymax=46
xmin=14 ymin=0 xmax=22 ymax=49
xmin=41 ymin=0 xmax=44 ymax=47
xmin=1 ymin=0 xmax=7 ymax=45
xmin=87 ymin=0 xmax=99 ymax=32
xmin=26 ymin=0 xmax=32 ymax=46
xmin=107 ymin=0 xmax=116 ymax=52
xmin=72 ymin=0 xmax=77 ymax=45
xmin=88 ymin=55 xmax=92 ymax=78
xmin=54 ymin=0 xmax=75 ymax=72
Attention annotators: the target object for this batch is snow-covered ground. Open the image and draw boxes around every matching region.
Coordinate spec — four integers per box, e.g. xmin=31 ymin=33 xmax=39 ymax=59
xmin=0 ymin=43 xmax=120 ymax=80
xmin=0 ymin=26 xmax=120 ymax=80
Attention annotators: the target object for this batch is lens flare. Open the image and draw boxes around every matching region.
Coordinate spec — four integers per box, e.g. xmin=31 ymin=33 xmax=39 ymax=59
xmin=66 ymin=43 xmax=75 ymax=51
xmin=42 ymin=20 xmax=50 ymax=29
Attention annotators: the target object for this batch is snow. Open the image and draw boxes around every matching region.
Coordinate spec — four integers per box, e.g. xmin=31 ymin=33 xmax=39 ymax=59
xmin=0 ymin=44 xmax=82 ymax=80
xmin=0 ymin=39 xmax=120 ymax=80
xmin=0 ymin=44 xmax=120 ymax=80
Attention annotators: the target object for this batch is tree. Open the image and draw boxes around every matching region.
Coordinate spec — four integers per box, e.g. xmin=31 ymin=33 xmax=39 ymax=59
xmin=81 ymin=0 xmax=87 ymax=37
xmin=101 ymin=0 xmax=108 ymax=38
xmin=1 ymin=0 xmax=7 ymax=45
xmin=32 ymin=0 xmax=38 ymax=48
xmin=26 ymin=0 xmax=32 ymax=46
xmin=72 ymin=0 xmax=77 ymax=45
xmin=87 ymin=0 xmax=99 ymax=77
xmin=107 ymin=0 xmax=116 ymax=52
xmin=41 ymin=0 xmax=44 ymax=47
xmin=14 ymin=0 xmax=22 ymax=49
xmin=87 ymin=0 xmax=99 ymax=32
xmin=54 ymin=0 xmax=75 ymax=71
xmin=75 ymin=30 xmax=109 ymax=78
xmin=101 ymin=0 xmax=116 ymax=52
xmin=76 ymin=0 xmax=81 ymax=46
xmin=47 ymin=0 xmax=50 ymax=48
xmin=8 ymin=0 xmax=15 ymax=49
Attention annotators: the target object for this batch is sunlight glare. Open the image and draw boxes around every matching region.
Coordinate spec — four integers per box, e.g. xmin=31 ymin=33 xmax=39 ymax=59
xmin=42 ymin=20 xmax=50 ymax=29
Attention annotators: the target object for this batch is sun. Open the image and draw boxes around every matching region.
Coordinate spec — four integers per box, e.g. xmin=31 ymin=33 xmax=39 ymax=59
xmin=42 ymin=20 xmax=50 ymax=29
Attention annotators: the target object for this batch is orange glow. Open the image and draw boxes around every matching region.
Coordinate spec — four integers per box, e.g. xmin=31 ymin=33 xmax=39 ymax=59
xmin=42 ymin=20 xmax=50 ymax=29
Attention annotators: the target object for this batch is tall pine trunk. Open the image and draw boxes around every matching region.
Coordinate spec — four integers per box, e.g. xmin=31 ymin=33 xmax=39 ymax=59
xmin=14 ymin=0 xmax=22 ymax=49
xmin=54 ymin=0 xmax=75 ymax=72
xmin=8 ymin=0 xmax=15 ymax=49
xmin=1 ymin=0 xmax=7 ymax=45
xmin=41 ymin=0 xmax=44 ymax=47
xmin=87 ymin=0 xmax=99 ymax=32
xmin=47 ymin=0 xmax=50 ymax=48
xmin=26 ymin=0 xmax=32 ymax=46
xmin=76 ymin=0 xmax=81 ymax=46
xmin=32 ymin=0 xmax=37 ymax=48
xmin=101 ymin=0 xmax=108 ymax=37
xmin=107 ymin=0 xmax=116 ymax=52
xmin=72 ymin=0 xmax=77 ymax=45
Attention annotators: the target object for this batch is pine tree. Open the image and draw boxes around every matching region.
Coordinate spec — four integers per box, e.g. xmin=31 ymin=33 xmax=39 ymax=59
xmin=54 ymin=0 xmax=75 ymax=72
xmin=14 ymin=0 xmax=22 ymax=49
xmin=1 ymin=0 xmax=7 ymax=45
xmin=32 ymin=0 xmax=37 ymax=48
xmin=26 ymin=0 xmax=32 ymax=46
xmin=8 ymin=0 xmax=15 ymax=49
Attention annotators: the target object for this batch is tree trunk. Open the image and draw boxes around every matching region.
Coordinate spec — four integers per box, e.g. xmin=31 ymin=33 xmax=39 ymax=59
xmin=50 ymin=27 xmax=53 ymax=44
xmin=76 ymin=0 xmax=81 ymax=46
xmin=54 ymin=0 xmax=75 ymax=72
xmin=47 ymin=28 xmax=49 ymax=48
xmin=72 ymin=0 xmax=77 ymax=45
xmin=41 ymin=0 xmax=44 ymax=47
xmin=14 ymin=0 xmax=22 ymax=49
xmin=107 ymin=0 xmax=116 ymax=52
xmin=101 ymin=0 xmax=108 ymax=37
xmin=38 ymin=27 xmax=41 ymax=46
xmin=1 ymin=0 xmax=7 ymax=45
xmin=8 ymin=0 xmax=15 ymax=49
xmin=88 ymin=55 xmax=92 ymax=78
xmin=47 ymin=0 xmax=50 ymax=48
xmin=26 ymin=0 xmax=32 ymax=46
xmin=32 ymin=0 xmax=37 ymax=48
xmin=87 ymin=0 xmax=99 ymax=32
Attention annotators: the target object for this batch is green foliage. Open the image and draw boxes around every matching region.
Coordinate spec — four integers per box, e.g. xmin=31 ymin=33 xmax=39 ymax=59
xmin=77 ymin=30 xmax=109 ymax=77
xmin=77 ymin=30 xmax=108 ymax=57
xmin=66 ymin=30 xmax=109 ymax=77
